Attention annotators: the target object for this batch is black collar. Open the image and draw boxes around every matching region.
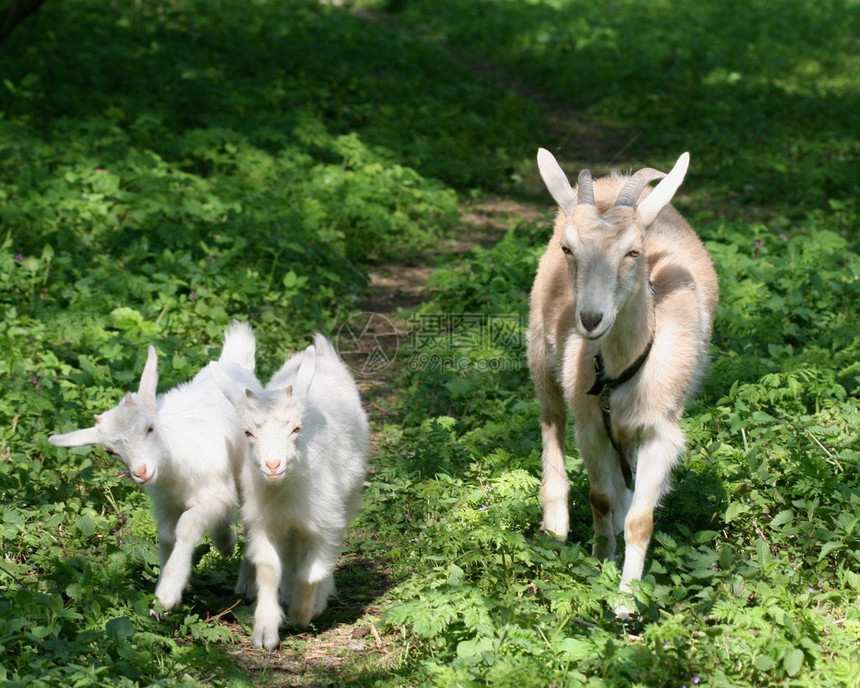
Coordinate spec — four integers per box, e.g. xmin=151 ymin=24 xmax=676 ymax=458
xmin=587 ymin=336 xmax=653 ymax=397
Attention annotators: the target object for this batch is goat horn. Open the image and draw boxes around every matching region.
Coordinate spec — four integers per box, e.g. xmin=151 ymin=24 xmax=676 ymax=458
xmin=577 ymin=169 xmax=595 ymax=205
xmin=615 ymin=168 xmax=666 ymax=207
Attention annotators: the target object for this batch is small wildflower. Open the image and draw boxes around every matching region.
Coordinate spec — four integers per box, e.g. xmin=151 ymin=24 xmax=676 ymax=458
xmin=478 ymin=504 xmax=488 ymax=511
xmin=754 ymin=238 xmax=763 ymax=248
xmin=693 ymin=678 xmax=700 ymax=685
xmin=14 ymin=253 xmax=24 ymax=265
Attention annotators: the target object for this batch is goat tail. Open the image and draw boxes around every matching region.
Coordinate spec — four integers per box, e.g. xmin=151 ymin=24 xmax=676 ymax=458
xmin=220 ymin=320 xmax=257 ymax=372
xmin=311 ymin=333 xmax=340 ymax=361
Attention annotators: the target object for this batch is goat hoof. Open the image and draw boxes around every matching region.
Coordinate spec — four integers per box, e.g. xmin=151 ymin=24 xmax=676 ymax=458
xmin=613 ymin=602 xmax=635 ymax=620
xmin=149 ymin=602 xmax=170 ymax=620
xmin=287 ymin=610 xmax=313 ymax=628
xmin=541 ymin=508 xmax=569 ymax=540
xmin=252 ymin=625 xmax=281 ymax=651
xmin=217 ymin=533 xmax=237 ymax=558
xmin=235 ymin=581 xmax=258 ymax=600
xmin=153 ymin=588 xmax=182 ymax=613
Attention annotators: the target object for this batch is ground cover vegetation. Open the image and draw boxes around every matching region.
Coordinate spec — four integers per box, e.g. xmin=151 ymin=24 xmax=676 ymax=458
xmin=0 ymin=0 xmax=858 ymax=685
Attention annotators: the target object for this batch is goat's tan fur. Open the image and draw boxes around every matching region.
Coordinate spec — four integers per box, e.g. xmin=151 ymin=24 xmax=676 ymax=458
xmin=528 ymin=150 xmax=718 ymax=603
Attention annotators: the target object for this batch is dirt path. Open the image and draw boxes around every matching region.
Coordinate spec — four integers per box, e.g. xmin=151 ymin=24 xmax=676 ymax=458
xmin=225 ymin=8 xmax=634 ymax=684
xmin=226 ymin=199 xmax=550 ymax=686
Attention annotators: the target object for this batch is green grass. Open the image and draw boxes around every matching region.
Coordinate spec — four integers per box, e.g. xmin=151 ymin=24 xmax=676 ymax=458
xmin=1 ymin=0 xmax=858 ymax=685
xmin=376 ymin=0 xmax=860 ymax=208
xmin=380 ymin=216 xmax=860 ymax=687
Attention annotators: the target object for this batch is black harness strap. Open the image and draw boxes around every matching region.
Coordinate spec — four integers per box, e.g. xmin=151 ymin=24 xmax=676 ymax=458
xmin=587 ymin=338 xmax=653 ymax=397
xmin=586 ymin=337 xmax=654 ymax=490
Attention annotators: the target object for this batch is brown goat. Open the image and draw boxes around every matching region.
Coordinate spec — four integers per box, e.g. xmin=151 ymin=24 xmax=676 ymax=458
xmin=528 ymin=149 xmax=718 ymax=611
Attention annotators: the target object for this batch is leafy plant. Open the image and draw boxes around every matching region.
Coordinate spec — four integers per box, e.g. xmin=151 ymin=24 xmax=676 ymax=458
xmin=0 ymin=0 xmax=858 ymax=685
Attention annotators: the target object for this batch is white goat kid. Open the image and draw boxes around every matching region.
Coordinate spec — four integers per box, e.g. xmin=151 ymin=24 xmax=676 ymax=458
xmin=49 ymin=321 xmax=260 ymax=613
xmin=529 ymin=149 xmax=718 ymax=605
xmin=214 ymin=334 xmax=368 ymax=650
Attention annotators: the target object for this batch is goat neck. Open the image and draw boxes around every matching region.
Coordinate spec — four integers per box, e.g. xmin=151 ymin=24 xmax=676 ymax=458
xmin=595 ymin=274 xmax=656 ymax=384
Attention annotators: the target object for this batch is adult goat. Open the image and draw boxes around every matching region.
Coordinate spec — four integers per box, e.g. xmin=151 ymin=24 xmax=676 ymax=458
xmin=528 ymin=149 xmax=718 ymax=607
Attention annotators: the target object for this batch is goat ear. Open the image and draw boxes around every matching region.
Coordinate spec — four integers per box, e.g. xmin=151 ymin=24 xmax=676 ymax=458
xmin=292 ymin=345 xmax=316 ymax=402
xmin=49 ymin=426 xmax=100 ymax=448
xmin=636 ymin=152 xmax=690 ymax=227
xmin=137 ymin=346 xmax=159 ymax=412
xmin=211 ymin=363 xmax=247 ymax=409
xmin=537 ymin=148 xmax=577 ymax=217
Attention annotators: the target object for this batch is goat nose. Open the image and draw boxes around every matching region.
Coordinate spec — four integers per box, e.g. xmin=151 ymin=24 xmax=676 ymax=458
xmin=265 ymin=460 xmax=280 ymax=473
xmin=133 ymin=466 xmax=147 ymax=479
xmin=580 ymin=311 xmax=603 ymax=332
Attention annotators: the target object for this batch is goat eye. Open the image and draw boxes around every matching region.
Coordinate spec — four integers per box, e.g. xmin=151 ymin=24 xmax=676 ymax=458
xmin=244 ymin=430 xmax=255 ymax=439
xmin=627 ymin=249 xmax=641 ymax=259
xmin=560 ymin=244 xmax=572 ymax=256
xmin=146 ymin=425 xmax=154 ymax=435
xmin=291 ymin=426 xmax=300 ymax=436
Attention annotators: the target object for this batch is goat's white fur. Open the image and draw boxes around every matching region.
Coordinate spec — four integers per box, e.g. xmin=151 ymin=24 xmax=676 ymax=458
xmin=214 ymin=334 xmax=368 ymax=649
xmin=529 ymin=149 xmax=718 ymax=607
xmin=49 ymin=321 xmax=261 ymax=612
